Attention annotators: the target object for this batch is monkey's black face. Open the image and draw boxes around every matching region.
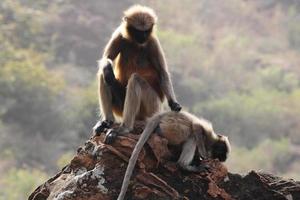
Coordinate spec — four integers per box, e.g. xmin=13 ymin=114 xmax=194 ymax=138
xmin=211 ymin=140 xmax=229 ymax=162
xmin=127 ymin=26 xmax=152 ymax=44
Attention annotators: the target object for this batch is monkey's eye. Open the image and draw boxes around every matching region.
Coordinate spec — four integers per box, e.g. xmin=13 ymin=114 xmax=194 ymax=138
xmin=144 ymin=27 xmax=153 ymax=34
xmin=127 ymin=25 xmax=152 ymax=43
xmin=128 ymin=26 xmax=152 ymax=35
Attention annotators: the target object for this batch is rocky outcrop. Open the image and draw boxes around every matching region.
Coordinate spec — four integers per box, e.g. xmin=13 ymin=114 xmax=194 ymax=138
xmin=29 ymin=122 xmax=300 ymax=200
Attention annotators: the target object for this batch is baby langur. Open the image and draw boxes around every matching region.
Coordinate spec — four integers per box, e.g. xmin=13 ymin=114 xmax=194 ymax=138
xmin=117 ymin=111 xmax=231 ymax=200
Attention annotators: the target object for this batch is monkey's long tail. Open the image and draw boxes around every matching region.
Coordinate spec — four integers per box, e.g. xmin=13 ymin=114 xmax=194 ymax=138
xmin=117 ymin=113 xmax=165 ymax=200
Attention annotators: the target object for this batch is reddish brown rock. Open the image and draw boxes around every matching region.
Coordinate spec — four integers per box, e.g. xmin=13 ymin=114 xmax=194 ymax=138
xmin=29 ymin=124 xmax=300 ymax=200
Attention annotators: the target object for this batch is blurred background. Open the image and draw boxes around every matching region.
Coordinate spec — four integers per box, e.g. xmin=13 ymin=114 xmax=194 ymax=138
xmin=0 ymin=0 xmax=300 ymax=199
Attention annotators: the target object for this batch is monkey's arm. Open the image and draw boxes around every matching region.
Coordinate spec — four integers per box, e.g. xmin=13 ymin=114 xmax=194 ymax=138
xmin=100 ymin=31 xmax=125 ymax=100
xmin=195 ymin=132 xmax=209 ymax=160
xmin=149 ymin=37 xmax=181 ymax=112
xmin=99 ymin=30 xmax=123 ymax=67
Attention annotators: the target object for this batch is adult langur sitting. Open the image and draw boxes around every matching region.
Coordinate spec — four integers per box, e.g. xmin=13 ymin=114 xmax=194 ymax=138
xmin=94 ymin=5 xmax=181 ymax=143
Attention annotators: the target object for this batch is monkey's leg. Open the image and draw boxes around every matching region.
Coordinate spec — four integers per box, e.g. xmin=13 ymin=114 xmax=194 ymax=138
xmin=192 ymin=124 xmax=211 ymax=172
xmin=123 ymin=73 xmax=161 ymax=129
xmin=177 ymin=137 xmax=208 ymax=172
xmin=94 ymin=60 xmax=127 ymax=135
xmin=177 ymin=137 xmax=197 ymax=172
xmin=93 ymin=72 xmax=115 ymax=135
xmin=104 ymin=73 xmax=161 ymax=144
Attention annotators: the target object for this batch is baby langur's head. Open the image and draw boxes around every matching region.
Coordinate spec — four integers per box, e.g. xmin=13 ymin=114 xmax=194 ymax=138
xmin=123 ymin=5 xmax=157 ymax=44
xmin=211 ymin=134 xmax=231 ymax=162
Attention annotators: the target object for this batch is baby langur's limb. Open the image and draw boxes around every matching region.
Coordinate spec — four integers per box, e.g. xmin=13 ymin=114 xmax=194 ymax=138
xmin=177 ymin=136 xmax=209 ymax=172
xmin=177 ymin=137 xmax=197 ymax=171
xmin=194 ymin=124 xmax=211 ymax=172
xmin=193 ymin=123 xmax=209 ymax=160
xmin=104 ymin=73 xmax=161 ymax=144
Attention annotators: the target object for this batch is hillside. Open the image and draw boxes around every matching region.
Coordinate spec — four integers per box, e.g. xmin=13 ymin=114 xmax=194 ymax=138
xmin=1 ymin=1 xmax=300 ymax=199
xmin=29 ymin=124 xmax=300 ymax=200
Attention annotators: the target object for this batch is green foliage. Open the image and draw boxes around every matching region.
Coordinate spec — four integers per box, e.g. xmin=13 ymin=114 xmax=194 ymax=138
xmin=258 ymin=66 xmax=299 ymax=92
xmin=0 ymin=168 xmax=48 ymax=200
xmin=158 ymin=29 xmax=204 ymax=74
xmin=56 ymin=152 xmax=74 ymax=169
xmin=65 ymin=80 xmax=98 ymax=139
xmin=0 ymin=149 xmax=15 ymax=160
xmin=159 ymin=30 xmax=197 ymax=47
xmin=218 ymin=33 xmax=251 ymax=52
xmin=0 ymin=0 xmax=48 ymax=51
xmin=0 ymin=51 xmax=62 ymax=94
xmin=193 ymin=89 xmax=289 ymax=146
xmin=288 ymin=16 xmax=300 ymax=51
xmin=0 ymin=49 xmax=65 ymax=138
xmin=227 ymin=138 xmax=292 ymax=175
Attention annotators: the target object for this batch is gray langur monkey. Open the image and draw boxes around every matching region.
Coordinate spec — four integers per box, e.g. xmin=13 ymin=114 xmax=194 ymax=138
xmin=93 ymin=5 xmax=181 ymax=143
xmin=117 ymin=111 xmax=231 ymax=200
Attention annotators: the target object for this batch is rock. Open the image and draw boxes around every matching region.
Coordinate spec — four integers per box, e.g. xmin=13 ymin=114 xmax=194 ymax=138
xmin=29 ymin=123 xmax=300 ymax=200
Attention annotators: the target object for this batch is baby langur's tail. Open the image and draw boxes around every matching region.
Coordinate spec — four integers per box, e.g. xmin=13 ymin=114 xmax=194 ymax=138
xmin=117 ymin=113 xmax=164 ymax=200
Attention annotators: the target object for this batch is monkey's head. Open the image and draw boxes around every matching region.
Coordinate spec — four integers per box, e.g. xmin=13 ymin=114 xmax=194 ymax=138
xmin=123 ymin=5 xmax=157 ymax=44
xmin=211 ymin=135 xmax=231 ymax=162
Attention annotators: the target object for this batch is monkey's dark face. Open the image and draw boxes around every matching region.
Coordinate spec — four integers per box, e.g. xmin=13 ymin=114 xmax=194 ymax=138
xmin=127 ymin=25 xmax=153 ymax=44
xmin=211 ymin=140 xmax=229 ymax=162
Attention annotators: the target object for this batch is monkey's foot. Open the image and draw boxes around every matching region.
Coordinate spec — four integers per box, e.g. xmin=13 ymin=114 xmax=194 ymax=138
xmin=104 ymin=129 xmax=118 ymax=144
xmin=104 ymin=126 xmax=130 ymax=144
xmin=93 ymin=120 xmax=113 ymax=136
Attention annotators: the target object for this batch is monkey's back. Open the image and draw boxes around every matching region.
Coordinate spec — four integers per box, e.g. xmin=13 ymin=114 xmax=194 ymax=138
xmin=159 ymin=112 xmax=193 ymax=145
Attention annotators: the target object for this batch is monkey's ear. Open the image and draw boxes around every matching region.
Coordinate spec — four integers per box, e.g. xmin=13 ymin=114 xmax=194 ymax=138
xmin=123 ymin=16 xmax=128 ymax=22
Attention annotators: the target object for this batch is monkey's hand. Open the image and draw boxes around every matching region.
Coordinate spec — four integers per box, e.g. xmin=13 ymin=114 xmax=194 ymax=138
xmin=103 ymin=62 xmax=117 ymax=86
xmin=93 ymin=120 xmax=113 ymax=136
xmin=168 ymin=99 xmax=182 ymax=112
